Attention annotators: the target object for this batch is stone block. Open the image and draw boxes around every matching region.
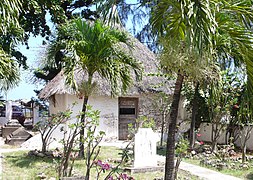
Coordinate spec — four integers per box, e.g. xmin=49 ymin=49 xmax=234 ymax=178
xmin=134 ymin=128 xmax=159 ymax=168
xmin=5 ymin=127 xmax=32 ymax=145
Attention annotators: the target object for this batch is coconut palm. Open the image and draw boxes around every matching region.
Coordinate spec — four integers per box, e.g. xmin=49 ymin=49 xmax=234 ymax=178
xmin=47 ymin=18 xmax=142 ymax=179
xmin=0 ymin=0 xmax=21 ymax=35
xmin=151 ymin=0 xmax=253 ymax=179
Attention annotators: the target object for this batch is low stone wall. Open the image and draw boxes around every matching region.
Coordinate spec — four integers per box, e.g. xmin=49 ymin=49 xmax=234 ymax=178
xmin=197 ymin=123 xmax=228 ymax=144
xmin=197 ymin=122 xmax=253 ymax=150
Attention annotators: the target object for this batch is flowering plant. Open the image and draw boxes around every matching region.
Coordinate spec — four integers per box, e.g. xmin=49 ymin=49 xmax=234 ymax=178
xmin=93 ymin=160 xmax=134 ymax=180
xmin=94 ymin=159 xmax=111 ymax=179
xmin=94 ymin=160 xmax=111 ymax=171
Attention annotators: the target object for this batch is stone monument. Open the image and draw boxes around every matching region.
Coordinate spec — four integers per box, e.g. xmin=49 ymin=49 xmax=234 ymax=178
xmin=126 ymin=128 xmax=162 ymax=173
xmin=134 ymin=128 xmax=158 ymax=167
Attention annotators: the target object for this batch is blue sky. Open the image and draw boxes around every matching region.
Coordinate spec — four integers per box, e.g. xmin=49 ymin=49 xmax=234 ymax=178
xmin=7 ymin=36 xmax=45 ymax=101
xmin=7 ymin=12 xmax=53 ymax=101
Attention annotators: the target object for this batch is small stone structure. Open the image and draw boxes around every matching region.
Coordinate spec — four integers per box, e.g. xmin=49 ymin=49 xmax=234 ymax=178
xmin=5 ymin=127 xmax=32 ymax=145
xmin=126 ymin=128 xmax=163 ymax=173
xmin=2 ymin=119 xmax=22 ymax=138
xmin=134 ymin=128 xmax=158 ymax=167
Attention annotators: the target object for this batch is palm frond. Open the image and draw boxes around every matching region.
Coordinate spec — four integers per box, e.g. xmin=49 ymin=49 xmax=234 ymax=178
xmin=48 ymin=18 xmax=143 ymax=96
xmin=0 ymin=0 xmax=21 ymax=35
xmin=0 ymin=48 xmax=20 ymax=92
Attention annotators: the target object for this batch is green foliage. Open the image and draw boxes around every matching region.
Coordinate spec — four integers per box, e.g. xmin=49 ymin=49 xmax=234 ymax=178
xmin=136 ymin=116 xmax=155 ymax=129
xmin=151 ymin=0 xmax=216 ymax=54
xmin=0 ymin=48 xmax=20 ymax=91
xmin=0 ymin=1 xmax=22 ymax=91
xmin=56 ymin=105 xmax=106 ymax=178
xmin=128 ymin=115 xmax=155 ymax=138
xmin=21 ymin=0 xmax=99 ymax=81
xmin=182 ymin=83 xmax=210 ymax=125
xmin=207 ymin=70 xmax=244 ymax=123
xmin=47 ymin=18 xmax=142 ymax=97
xmin=0 ymin=0 xmax=21 ymax=35
xmin=34 ymin=109 xmax=72 ymax=153
xmin=118 ymin=146 xmax=133 ymax=166
xmin=237 ymin=88 xmax=253 ymax=126
xmin=175 ymin=137 xmax=189 ymax=157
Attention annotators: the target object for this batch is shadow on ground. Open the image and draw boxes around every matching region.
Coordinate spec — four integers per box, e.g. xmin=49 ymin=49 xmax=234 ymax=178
xmin=246 ymin=172 xmax=253 ymax=180
xmin=5 ymin=152 xmax=56 ymax=168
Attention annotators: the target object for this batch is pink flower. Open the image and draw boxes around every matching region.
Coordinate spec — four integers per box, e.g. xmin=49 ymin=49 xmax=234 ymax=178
xmin=108 ymin=176 xmax=114 ymax=180
xmin=200 ymin=141 xmax=204 ymax=145
xmin=97 ymin=160 xmax=103 ymax=167
xmin=120 ymin=173 xmax=128 ymax=180
xmin=196 ymin=133 xmax=201 ymax=137
xmin=102 ymin=163 xmax=110 ymax=170
xmin=233 ymin=104 xmax=239 ymax=109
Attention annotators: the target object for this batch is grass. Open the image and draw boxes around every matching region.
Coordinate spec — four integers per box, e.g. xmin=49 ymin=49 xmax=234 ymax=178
xmin=184 ymin=158 xmax=253 ymax=180
xmin=1 ymin=146 xmax=200 ymax=180
xmin=2 ymin=151 xmax=56 ymax=179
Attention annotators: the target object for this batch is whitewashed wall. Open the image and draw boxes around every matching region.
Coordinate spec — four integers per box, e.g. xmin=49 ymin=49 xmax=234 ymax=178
xmin=64 ymin=95 xmax=118 ymax=139
xmin=197 ymin=123 xmax=228 ymax=144
xmin=48 ymin=94 xmax=119 ymax=139
xmin=197 ymin=122 xmax=253 ymax=150
xmin=49 ymin=94 xmax=68 ymax=114
xmin=234 ymin=126 xmax=253 ymax=150
xmin=87 ymin=96 xmax=118 ymax=139
xmin=48 ymin=93 xmax=190 ymax=141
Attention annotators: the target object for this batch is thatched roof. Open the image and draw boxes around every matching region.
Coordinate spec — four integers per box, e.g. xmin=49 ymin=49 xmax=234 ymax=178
xmin=39 ymin=33 xmax=173 ymax=99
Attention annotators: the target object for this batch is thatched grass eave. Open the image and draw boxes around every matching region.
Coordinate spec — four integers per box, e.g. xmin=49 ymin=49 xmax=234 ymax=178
xmin=38 ymin=31 xmax=173 ymax=100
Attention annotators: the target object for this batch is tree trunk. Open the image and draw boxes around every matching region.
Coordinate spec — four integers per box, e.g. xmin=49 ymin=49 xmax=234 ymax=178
xmin=174 ymin=156 xmax=182 ymax=180
xmin=242 ymin=143 xmax=246 ymax=163
xmin=164 ymin=73 xmax=184 ymax=180
xmin=79 ymin=96 xmax=89 ymax=158
xmin=160 ymin=112 xmax=166 ymax=147
xmin=211 ymin=123 xmax=216 ymax=152
xmin=63 ymin=130 xmax=76 ymax=176
xmin=85 ymin=142 xmax=91 ymax=180
xmin=42 ymin=141 xmax=47 ymax=153
xmin=190 ymin=82 xmax=199 ymax=149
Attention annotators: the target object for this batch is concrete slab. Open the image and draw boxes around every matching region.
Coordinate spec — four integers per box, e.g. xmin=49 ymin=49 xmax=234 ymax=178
xmin=125 ymin=166 xmax=164 ymax=174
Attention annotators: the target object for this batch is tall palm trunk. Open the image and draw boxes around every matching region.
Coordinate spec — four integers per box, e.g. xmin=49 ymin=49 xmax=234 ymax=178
xmin=189 ymin=82 xmax=199 ymax=149
xmin=79 ymin=96 xmax=88 ymax=158
xmin=165 ymin=73 xmax=184 ymax=180
xmin=79 ymin=75 xmax=93 ymax=158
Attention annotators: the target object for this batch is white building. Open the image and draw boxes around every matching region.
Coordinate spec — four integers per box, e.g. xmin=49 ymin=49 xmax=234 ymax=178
xmin=38 ymin=35 xmax=188 ymax=140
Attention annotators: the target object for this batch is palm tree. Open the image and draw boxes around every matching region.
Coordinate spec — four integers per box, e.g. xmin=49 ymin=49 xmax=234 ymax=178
xmin=0 ymin=0 xmax=21 ymax=35
xmin=151 ymin=0 xmax=253 ymax=179
xmin=47 ymin=18 xmax=142 ymax=179
xmin=0 ymin=1 xmax=21 ymax=92
xmin=0 ymin=49 xmax=20 ymax=91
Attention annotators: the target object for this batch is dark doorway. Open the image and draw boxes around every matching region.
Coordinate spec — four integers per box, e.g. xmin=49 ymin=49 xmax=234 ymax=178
xmin=118 ymin=97 xmax=138 ymax=140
